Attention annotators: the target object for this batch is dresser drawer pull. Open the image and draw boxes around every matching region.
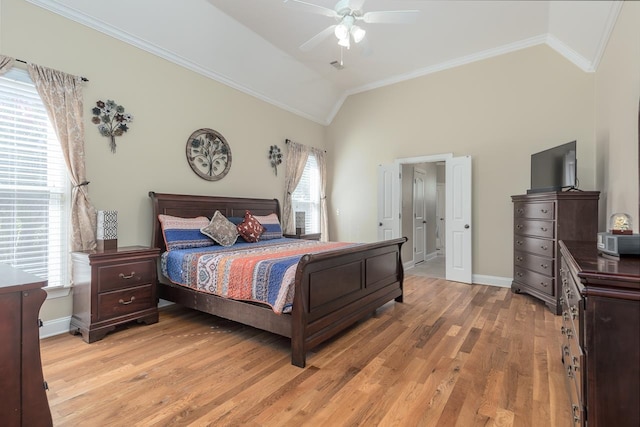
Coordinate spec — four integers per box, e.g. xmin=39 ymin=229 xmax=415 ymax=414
xmin=540 ymin=245 xmax=548 ymax=251
xmin=516 ymin=224 xmax=523 ymax=229
xmin=517 ymin=208 xmax=524 ymax=214
xmin=118 ymin=296 xmax=136 ymax=305
xmin=516 ymin=272 xmax=523 ymax=277
xmin=540 ymin=264 xmax=548 ymax=269
xmin=516 ymin=240 xmax=523 ymax=246
xmin=540 ymin=227 xmax=548 ymax=232
xmin=119 ymin=272 xmax=136 ymax=279
xmin=541 ymin=208 xmax=549 ymax=214
xmin=539 ymin=282 xmax=547 ymax=287
xmin=516 ymin=256 xmax=523 ymax=262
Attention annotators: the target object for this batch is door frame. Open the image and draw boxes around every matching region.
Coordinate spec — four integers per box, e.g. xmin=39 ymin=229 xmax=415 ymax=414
xmin=391 ymin=153 xmax=472 ymax=283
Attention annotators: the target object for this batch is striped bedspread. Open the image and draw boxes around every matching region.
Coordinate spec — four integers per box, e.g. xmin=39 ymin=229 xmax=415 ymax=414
xmin=161 ymin=238 xmax=358 ymax=314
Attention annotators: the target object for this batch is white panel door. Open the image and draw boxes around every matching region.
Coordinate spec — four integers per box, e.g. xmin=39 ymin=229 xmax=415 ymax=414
xmin=445 ymin=156 xmax=472 ymax=283
xmin=377 ymin=163 xmax=400 ymax=241
xmin=413 ymin=168 xmax=426 ymax=263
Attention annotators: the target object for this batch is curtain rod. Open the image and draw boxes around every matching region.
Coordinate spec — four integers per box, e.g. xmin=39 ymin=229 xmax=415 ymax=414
xmin=285 ymin=138 xmax=327 ymax=153
xmin=15 ymin=58 xmax=89 ymax=82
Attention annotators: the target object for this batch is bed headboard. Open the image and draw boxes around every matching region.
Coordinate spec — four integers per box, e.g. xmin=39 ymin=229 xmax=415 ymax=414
xmin=149 ymin=191 xmax=281 ymax=252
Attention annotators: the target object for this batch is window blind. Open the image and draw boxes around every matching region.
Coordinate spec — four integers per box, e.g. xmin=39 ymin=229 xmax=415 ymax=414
xmin=0 ymin=69 xmax=70 ymax=287
xmin=291 ymin=153 xmax=320 ymax=234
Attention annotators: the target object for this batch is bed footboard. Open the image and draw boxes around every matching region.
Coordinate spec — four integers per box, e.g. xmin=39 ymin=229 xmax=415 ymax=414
xmin=291 ymin=237 xmax=406 ymax=367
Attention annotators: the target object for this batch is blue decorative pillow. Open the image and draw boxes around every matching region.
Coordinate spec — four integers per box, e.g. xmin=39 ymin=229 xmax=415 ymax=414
xmin=158 ymin=214 xmax=212 ymax=250
xmin=253 ymin=213 xmax=283 ymax=240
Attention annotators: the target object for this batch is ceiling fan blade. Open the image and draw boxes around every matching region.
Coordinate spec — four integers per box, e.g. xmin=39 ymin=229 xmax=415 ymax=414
xmin=300 ymin=25 xmax=337 ymax=51
xmin=283 ymin=0 xmax=338 ymax=18
xmin=362 ymin=10 xmax=420 ymax=24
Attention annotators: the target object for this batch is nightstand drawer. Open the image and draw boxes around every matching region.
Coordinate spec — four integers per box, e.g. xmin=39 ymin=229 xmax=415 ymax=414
xmin=97 ymin=259 xmax=155 ymax=292
xmin=98 ymin=284 xmax=154 ymax=320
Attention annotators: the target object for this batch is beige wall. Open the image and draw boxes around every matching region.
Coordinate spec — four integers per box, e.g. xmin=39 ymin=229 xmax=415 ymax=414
xmin=595 ymin=1 xmax=640 ymax=233
xmin=327 ymin=44 xmax=596 ymax=278
xmin=0 ymin=0 xmax=325 ymax=320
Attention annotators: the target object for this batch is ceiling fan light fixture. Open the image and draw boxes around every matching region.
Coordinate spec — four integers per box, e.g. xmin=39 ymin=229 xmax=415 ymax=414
xmin=334 ymin=23 xmax=349 ymax=40
xmin=351 ymin=25 xmax=366 ymax=43
xmin=338 ymin=37 xmax=351 ymax=49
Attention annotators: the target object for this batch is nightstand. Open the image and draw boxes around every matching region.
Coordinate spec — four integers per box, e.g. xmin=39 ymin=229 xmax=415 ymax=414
xmin=284 ymin=233 xmax=321 ymax=241
xmin=70 ymin=246 xmax=160 ymax=343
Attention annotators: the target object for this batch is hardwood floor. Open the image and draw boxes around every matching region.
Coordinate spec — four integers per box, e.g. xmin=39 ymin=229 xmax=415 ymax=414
xmin=41 ymin=275 xmax=572 ymax=426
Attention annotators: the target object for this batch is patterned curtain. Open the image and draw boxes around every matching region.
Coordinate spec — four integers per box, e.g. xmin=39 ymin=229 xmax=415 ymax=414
xmin=310 ymin=147 xmax=328 ymax=241
xmin=282 ymin=140 xmax=309 ymax=234
xmin=0 ymin=55 xmax=15 ymax=75
xmin=28 ymin=64 xmax=97 ymax=252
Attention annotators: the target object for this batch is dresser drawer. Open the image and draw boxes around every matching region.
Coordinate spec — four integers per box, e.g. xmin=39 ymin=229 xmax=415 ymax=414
xmin=514 ymin=219 xmax=554 ymax=239
xmin=97 ymin=259 xmax=156 ymax=292
xmin=514 ymin=201 xmax=555 ymax=220
xmin=514 ymin=251 xmax=554 ymax=276
xmin=514 ymin=267 xmax=554 ymax=295
xmin=514 ymin=236 xmax=555 ymax=258
xmin=97 ymin=284 xmax=154 ymax=320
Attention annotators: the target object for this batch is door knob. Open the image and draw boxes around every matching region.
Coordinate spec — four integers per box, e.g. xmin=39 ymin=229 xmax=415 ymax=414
xmin=379 ymin=222 xmax=383 ymax=226
xmin=464 ymin=224 xmax=470 ymax=229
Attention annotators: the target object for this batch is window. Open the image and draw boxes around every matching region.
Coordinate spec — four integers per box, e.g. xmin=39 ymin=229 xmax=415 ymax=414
xmin=291 ymin=153 xmax=320 ymax=234
xmin=0 ymin=69 xmax=70 ymax=287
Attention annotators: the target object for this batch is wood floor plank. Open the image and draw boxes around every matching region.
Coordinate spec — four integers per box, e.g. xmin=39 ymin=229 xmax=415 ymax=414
xmin=40 ymin=275 xmax=573 ymax=426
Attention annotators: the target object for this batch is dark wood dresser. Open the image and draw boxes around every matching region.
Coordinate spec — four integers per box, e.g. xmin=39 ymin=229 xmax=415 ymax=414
xmin=559 ymin=240 xmax=640 ymax=427
xmin=0 ymin=264 xmax=53 ymax=427
xmin=70 ymin=246 xmax=160 ymax=343
xmin=511 ymin=191 xmax=599 ymax=314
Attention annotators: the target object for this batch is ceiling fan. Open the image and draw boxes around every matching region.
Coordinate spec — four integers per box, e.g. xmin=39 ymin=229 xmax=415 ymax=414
xmin=284 ymin=0 xmax=419 ymax=51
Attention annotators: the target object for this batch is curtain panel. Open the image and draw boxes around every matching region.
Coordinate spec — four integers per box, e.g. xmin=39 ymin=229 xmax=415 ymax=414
xmin=282 ymin=141 xmax=310 ymax=235
xmin=310 ymin=147 xmax=328 ymax=241
xmin=28 ymin=64 xmax=97 ymax=252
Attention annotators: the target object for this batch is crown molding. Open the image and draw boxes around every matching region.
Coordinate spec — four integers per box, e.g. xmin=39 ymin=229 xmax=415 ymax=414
xmin=589 ymin=0 xmax=624 ymax=71
xmin=545 ymin=34 xmax=595 ymax=72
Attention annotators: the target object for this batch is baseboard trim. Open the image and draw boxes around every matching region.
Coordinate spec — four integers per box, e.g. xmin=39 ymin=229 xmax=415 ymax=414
xmin=472 ymin=274 xmax=512 ymax=288
xmin=40 ymin=316 xmax=71 ymax=339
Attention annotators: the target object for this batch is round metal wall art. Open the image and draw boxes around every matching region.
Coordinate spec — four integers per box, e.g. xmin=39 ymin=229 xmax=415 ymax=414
xmin=186 ymin=128 xmax=232 ymax=181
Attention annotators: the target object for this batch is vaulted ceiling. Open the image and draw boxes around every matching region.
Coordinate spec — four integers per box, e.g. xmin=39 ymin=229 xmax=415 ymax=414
xmin=27 ymin=0 xmax=622 ymax=124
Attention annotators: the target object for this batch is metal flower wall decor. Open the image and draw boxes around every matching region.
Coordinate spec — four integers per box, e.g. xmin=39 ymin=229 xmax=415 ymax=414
xmin=269 ymin=145 xmax=283 ymax=176
xmin=91 ymin=100 xmax=133 ymax=153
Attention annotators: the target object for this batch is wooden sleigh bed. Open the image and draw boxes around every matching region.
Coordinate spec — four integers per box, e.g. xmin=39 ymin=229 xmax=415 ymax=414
xmin=149 ymin=192 xmax=405 ymax=367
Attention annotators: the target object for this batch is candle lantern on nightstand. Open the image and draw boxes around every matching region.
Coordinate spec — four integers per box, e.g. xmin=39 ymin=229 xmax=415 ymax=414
xmin=97 ymin=210 xmax=118 ymax=250
xmin=295 ymin=211 xmax=305 ymax=236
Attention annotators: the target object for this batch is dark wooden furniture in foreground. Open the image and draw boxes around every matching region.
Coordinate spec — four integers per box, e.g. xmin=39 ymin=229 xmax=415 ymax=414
xmin=70 ymin=246 xmax=160 ymax=343
xmin=0 ymin=264 xmax=52 ymax=427
xmin=149 ymin=192 xmax=406 ymax=367
xmin=559 ymin=240 xmax=640 ymax=427
xmin=511 ymin=191 xmax=599 ymax=314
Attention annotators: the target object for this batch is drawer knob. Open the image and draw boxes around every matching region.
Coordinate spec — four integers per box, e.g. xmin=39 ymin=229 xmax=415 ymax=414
xmin=118 ymin=296 xmax=136 ymax=305
xmin=540 ymin=264 xmax=548 ymax=269
xmin=540 ymin=282 xmax=547 ymax=287
xmin=540 ymin=227 xmax=548 ymax=232
xmin=541 ymin=209 xmax=548 ymax=214
xmin=516 ymin=224 xmax=523 ymax=229
xmin=516 ymin=272 xmax=523 ymax=277
xmin=517 ymin=208 xmax=524 ymax=214
xmin=516 ymin=241 xmax=523 ymax=246
xmin=540 ymin=245 xmax=548 ymax=251
xmin=516 ymin=256 xmax=523 ymax=262
xmin=119 ymin=271 xmax=136 ymax=279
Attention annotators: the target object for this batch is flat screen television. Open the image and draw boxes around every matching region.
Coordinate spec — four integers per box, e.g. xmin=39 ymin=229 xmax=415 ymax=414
xmin=528 ymin=141 xmax=577 ymax=194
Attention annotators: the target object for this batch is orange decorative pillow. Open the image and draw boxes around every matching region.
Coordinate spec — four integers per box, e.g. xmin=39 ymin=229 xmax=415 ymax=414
xmin=237 ymin=211 xmax=265 ymax=243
